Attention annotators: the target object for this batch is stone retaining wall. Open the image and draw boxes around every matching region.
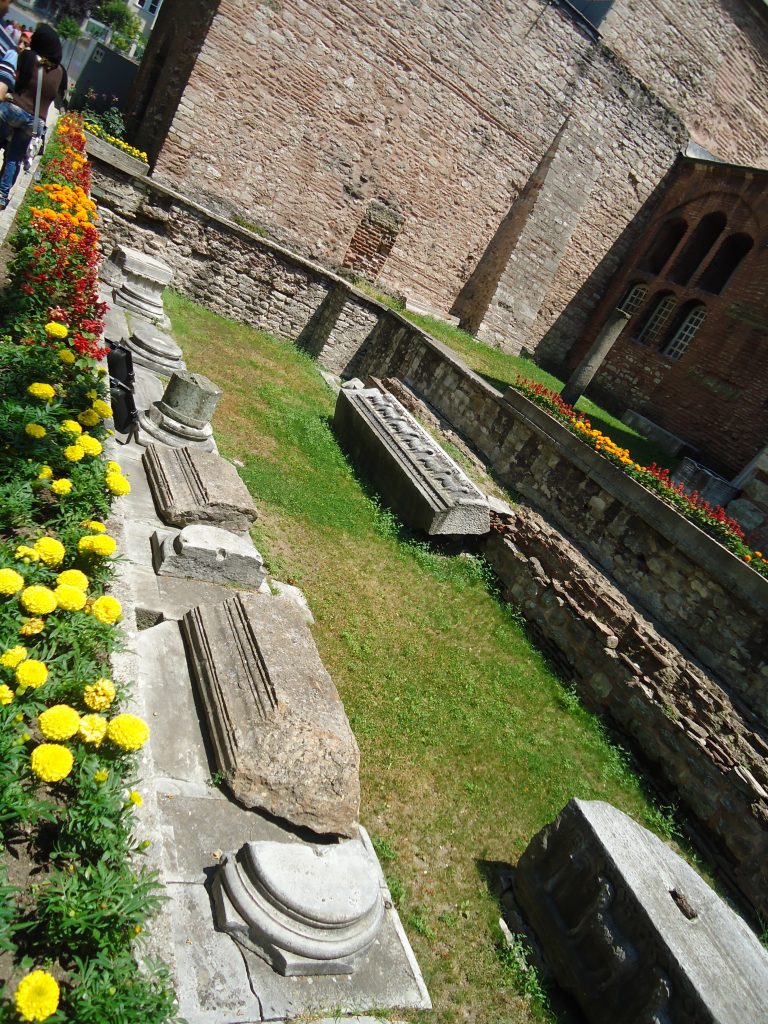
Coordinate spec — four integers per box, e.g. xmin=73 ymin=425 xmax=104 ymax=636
xmin=485 ymin=509 xmax=768 ymax=919
xmin=89 ymin=153 xmax=767 ymax=727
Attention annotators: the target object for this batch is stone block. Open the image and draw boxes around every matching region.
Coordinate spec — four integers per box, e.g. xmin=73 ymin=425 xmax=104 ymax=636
xmin=151 ymin=524 xmax=266 ymax=587
xmin=213 ymin=834 xmax=385 ymax=975
xmin=110 ymin=245 xmax=174 ymax=326
xmin=135 ymin=372 xmax=222 ymax=451
xmin=269 ymin=579 xmax=314 ymax=624
xmin=333 ymin=387 xmax=490 ymax=535
xmin=515 ymin=799 xmax=768 ymax=1024
xmin=143 ymin=444 xmax=257 ymax=533
xmin=181 ymin=592 xmax=360 ymax=837
xmin=126 ymin=316 xmax=186 ymax=375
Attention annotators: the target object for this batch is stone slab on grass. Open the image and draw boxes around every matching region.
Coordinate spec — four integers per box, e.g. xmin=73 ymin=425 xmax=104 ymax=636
xmin=334 ymin=386 xmax=490 ymax=535
xmin=143 ymin=443 xmax=257 ymax=533
xmin=181 ymin=592 xmax=360 ymax=837
xmin=516 ymin=799 xmax=768 ymax=1024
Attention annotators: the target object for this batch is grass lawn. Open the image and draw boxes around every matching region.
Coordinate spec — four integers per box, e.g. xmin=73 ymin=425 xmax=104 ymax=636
xmin=167 ymin=291 xmax=683 ymax=1024
xmin=351 ymin=282 xmax=675 ymax=471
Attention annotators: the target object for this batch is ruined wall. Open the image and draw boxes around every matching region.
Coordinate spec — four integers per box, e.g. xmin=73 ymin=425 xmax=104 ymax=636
xmin=90 ymin=154 xmax=767 ymax=726
xmin=485 ymin=509 xmax=768 ymax=919
xmin=135 ymin=0 xmax=768 ymax=365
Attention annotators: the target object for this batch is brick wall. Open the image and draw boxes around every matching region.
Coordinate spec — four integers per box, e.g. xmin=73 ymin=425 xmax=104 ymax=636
xmin=567 ymin=157 xmax=768 ymax=479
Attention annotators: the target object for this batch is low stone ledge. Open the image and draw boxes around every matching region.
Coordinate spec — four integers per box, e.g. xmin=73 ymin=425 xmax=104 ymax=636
xmin=333 ymin=386 xmax=490 ymax=535
xmin=516 ymin=799 xmax=768 ymax=1024
xmin=181 ymin=592 xmax=360 ymax=837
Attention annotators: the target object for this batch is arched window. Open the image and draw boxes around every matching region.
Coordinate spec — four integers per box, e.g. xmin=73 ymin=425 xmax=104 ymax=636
xmin=698 ymin=233 xmax=754 ymax=293
xmin=617 ymin=282 xmax=648 ymax=316
xmin=636 ymin=293 xmax=677 ymax=345
xmin=670 ymin=211 xmax=727 ymax=286
xmin=640 ymin=218 xmax=687 ymax=275
xmin=663 ymin=304 xmax=707 ymax=361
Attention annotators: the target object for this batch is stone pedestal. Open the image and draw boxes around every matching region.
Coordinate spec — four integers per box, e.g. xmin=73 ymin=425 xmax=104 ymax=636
xmin=334 ymin=387 xmax=490 ymax=535
xmin=135 ymin=371 xmax=222 ymax=451
xmin=213 ymin=835 xmax=385 ymax=976
xmin=181 ymin=592 xmax=360 ymax=837
xmin=151 ymin=524 xmax=266 ymax=587
xmin=515 ymin=799 xmax=768 ymax=1024
xmin=143 ymin=444 xmax=258 ymax=533
xmin=126 ymin=316 xmax=186 ymax=376
xmin=108 ymin=245 xmax=174 ymax=327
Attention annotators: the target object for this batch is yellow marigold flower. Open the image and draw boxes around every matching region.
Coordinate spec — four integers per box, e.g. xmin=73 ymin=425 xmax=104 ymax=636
xmin=82 ymin=519 xmax=106 ymax=533
xmin=77 ymin=408 xmax=100 ymax=427
xmin=14 ymin=968 xmax=60 ymax=1021
xmin=53 ymin=584 xmax=87 ymax=612
xmin=86 ymin=389 xmax=98 ymax=401
xmin=24 ymin=423 xmax=46 ymax=438
xmin=0 ymin=684 xmax=13 ymax=705
xmin=57 ymin=348 xmax=76 ymax=365
xmin=56 ymin=569 xmax=89 ymax=591
xmin=30 ymin=743 xmax=73 ymax=783
xmin=94 ymin=768 xmax=109 ymax=783
xmin=106 ymin=472 xmax=131 ymax=496
xmin=92 ymin=399 xmax=112 ymax=419
xmin=0 ymin=568 xmax=25 ymax=595
xmin=34 ymin=537 xmax=65 ymax=567
xmin=91 ymin=595 xmax=122 ymax=624
xmin=107 ymin=713 xmax=149 ymax=751
xmin=79 ymin=713 xmax=108 ymax=746
xmin=0 ymin=646 xmax=27 ymax=668
xmin=59 ymin=419 xmax=82 ymax=435
xmin=128 ymin=790 xmax=143 ymax=807
xmin=63 ymin=444 xmax=84 ymax=462
xmin=37 ymin=465 xmax=52 ymax=479
xmin=51 ymin=479 xmax=73 ymax=496
xmin=15 ymin=545 xmax=39 ymax=563
xmin=45 ymin=321 xmax=68 ymax=339
xmin=20 ymin=585 xmax=57 ymax=616
xmin=83 ymin=677 xmax=116 ymax=711
xmin=106 ymin=460 xmax=121 ymax=474
xmin=79 ymin=534 xmax=117 ymax=558
xmin=19 ymin=617 xmax=44 ymax=636
xmin=16 ymin=659 xmax=48 ymax=689
xmin=39 ymin=704 xmax=80 ymax=740
xmin=27 ymin=382 xmax=55 ymax=402
xmin=76 ymin=434 xmax=102 ymax=457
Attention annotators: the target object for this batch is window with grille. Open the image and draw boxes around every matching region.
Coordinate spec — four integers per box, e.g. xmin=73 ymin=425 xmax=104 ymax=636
xmin=618 ymin=282 xmax=648 ymax=316
xmin=663 ymin=305 xmax=707 ymax=361
xmin=636 ymin=294 xmax=677 ymax=345
xmin=137 ymin=0 xmax=161 ymax=13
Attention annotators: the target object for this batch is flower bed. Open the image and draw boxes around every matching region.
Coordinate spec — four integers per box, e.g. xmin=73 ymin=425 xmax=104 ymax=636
xmin=83 ymin=121 xmax=148 ymax=165
xmin=0 ymin=115 xmax=177 ymax=1022
xmin=512 ymin=376 xmax=768 ymax=578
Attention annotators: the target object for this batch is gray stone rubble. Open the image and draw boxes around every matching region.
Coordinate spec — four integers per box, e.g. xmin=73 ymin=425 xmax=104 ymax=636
xmin=334 ymin=385 xmax=490 ymax=535
xmin=100 ymin=280 xmax=430 ymax=1020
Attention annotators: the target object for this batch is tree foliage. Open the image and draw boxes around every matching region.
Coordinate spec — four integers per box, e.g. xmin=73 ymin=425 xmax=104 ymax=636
xmin=55 ymin=0 xmax=94 ymax=21
xmin=94 ymin=1 xmax=142 ymax=40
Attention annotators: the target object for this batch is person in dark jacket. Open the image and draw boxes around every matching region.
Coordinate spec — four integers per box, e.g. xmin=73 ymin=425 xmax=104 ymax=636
xmin=0 ymin=24 xmax=67 ymax=208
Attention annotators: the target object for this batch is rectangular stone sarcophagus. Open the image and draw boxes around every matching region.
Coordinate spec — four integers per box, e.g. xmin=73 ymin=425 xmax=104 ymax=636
xmin=181 ymin=593 xmax=360 ymax=838
xmin=515 ymin=799 xmax=768 ymax=1024
xmin=333 ymin=386 xmax=490 ymax=535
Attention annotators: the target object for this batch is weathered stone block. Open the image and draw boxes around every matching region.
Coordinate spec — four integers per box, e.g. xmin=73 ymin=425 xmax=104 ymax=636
xmin=126 ymin=316 xmax=186 ymax=375
xmin=515 ymin=799 xmax=768 ymax=1024
xmin=181 ymin=593 xmax=360 ymax=837
xmin=151 ymin=524 xmax=266 ymax=587
xmin=110 ymin=244 xmax=174 ymax=326
xmin=135 ymin=371 xmax=222 ymax=451
xmin=143 ymin=444 xmax=257 ymax=533
xmin=213 ymin=834 xmax=384 ymax=975
xmin=333 ymin=387 xmax=490 ymax=535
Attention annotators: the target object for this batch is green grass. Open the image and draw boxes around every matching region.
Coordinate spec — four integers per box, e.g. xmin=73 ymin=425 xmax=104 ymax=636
xmin=351 ymin=281 xmax=676 ymax=470
xmin=166 ymin=291 xmax=694 ymax=1024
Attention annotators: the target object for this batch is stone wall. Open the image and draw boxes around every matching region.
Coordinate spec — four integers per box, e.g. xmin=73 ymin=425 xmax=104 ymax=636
xmin=485 ymin=507 xmax=768 ymax=921
xmin=90 ymin=153 xmax=767 ymax=729
xmin=131 ymin=0 xmax=768 ymax=366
